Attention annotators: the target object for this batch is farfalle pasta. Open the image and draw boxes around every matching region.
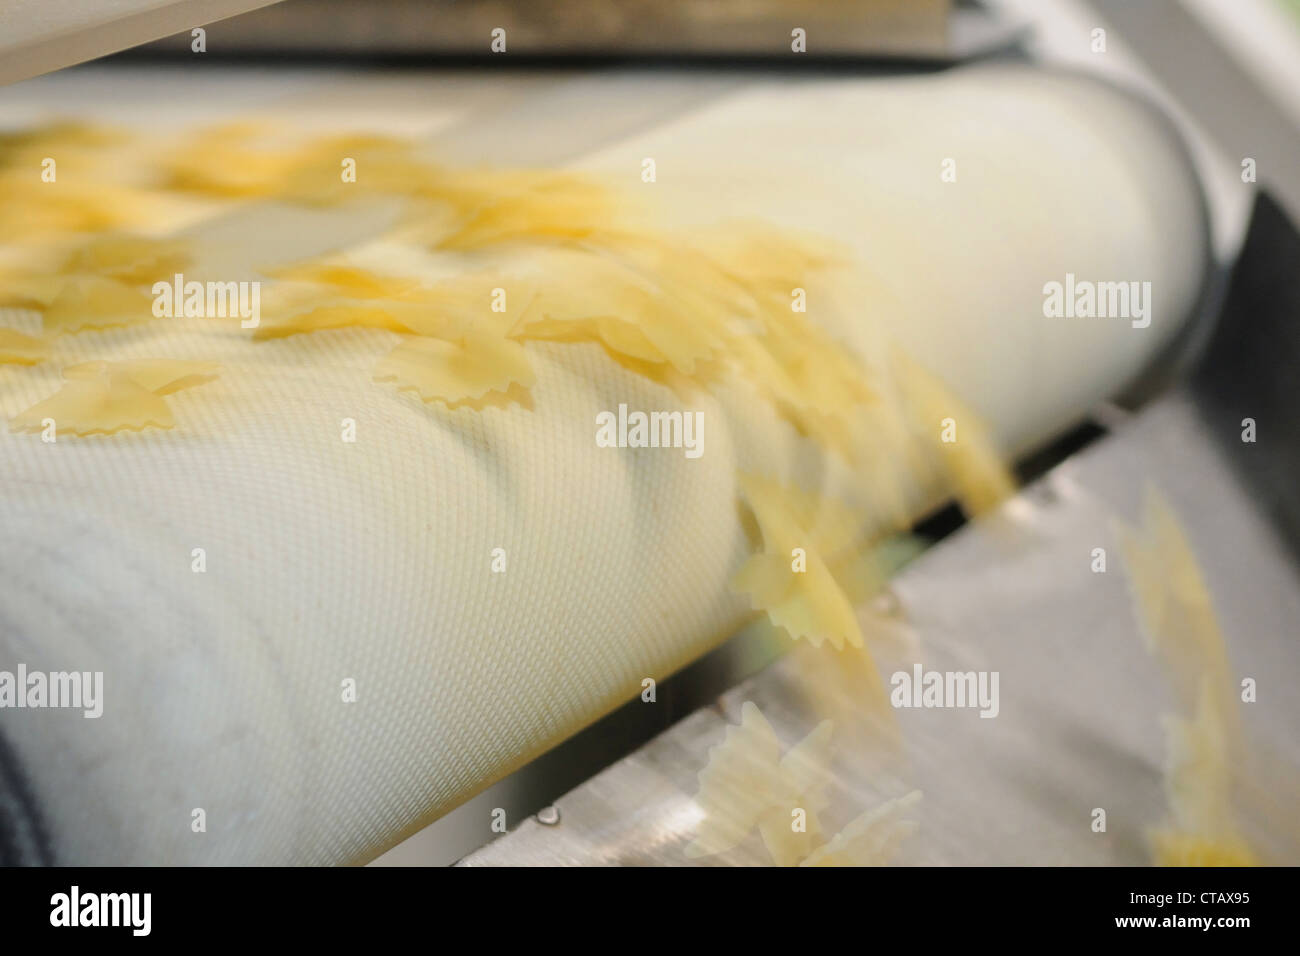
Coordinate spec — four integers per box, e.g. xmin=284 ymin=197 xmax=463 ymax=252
xmin=9 ymin=359 xmax=218 ymax=436
xmin=1117 ymin=490 xmax=1259 ymax=866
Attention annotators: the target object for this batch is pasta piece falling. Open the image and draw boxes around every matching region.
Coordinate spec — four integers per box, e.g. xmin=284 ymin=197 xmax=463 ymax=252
xmin=891 ymin=347 xmax=1015 ymax=518
xmin=733 ymin=552 xmax=865 ymax=652
xmin=512 ymin=248 xmax=722 ymax=374
xmin=685 ymin=702 xmax=834 ymax=867
xmin=1147 ymin=830 xmax=1259 ymax=867
xmin=732 ymin=474 xmax=875 ymax=653
xmin=800 ymin=790 xmax=922 ymax=866
xmin=1116 ymin=487 xmax=1234 ymax=717
xmin=687 ymin=222 xmax=843 ymax=295
xmin=1146 ymin=683 xmax=1258 ymax=866
xmin=687 ymin=702 xmax=918 ymax=866
xmin=1116 ymin=489 xmax=1258 ymax=866
xmin=9 ymin=359 xmax=219 ymax=437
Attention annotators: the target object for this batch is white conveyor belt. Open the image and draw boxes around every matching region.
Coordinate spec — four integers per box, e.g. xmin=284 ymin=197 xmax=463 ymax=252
xmin=0 ymin=64 xmax=1209 ymax=864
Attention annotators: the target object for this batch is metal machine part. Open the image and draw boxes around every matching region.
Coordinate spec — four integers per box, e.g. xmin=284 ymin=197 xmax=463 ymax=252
xmin=0 ymin=0 xmax=283 ymax=85
xmin=130 ymin=0 xmax=962 ymax=61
